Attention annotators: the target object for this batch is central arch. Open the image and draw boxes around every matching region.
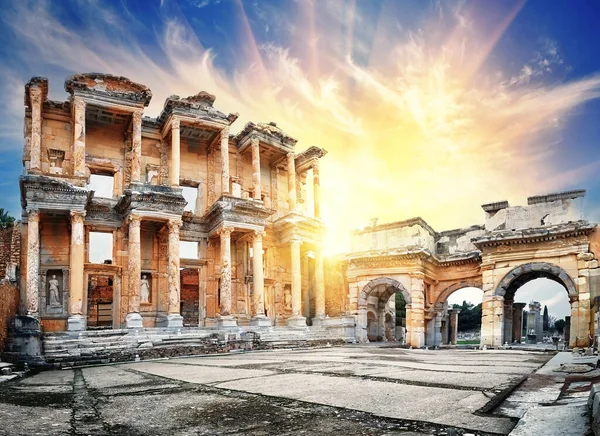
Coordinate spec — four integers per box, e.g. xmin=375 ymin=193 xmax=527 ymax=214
xmin=357 ymin=277 xmax=411 ymax=344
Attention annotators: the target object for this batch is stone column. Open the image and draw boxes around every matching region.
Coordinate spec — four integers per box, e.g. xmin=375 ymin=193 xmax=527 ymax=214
xmin=480 ymin=294 xmax=504 ymax=347
xmin=72 ymin=97 xmax=86 ymax=177
xmin=287 ymin=238 xmax=306 ymax=327
xmin=125 ymin=215 xmax=143 ymax=328
xmin=251 ymin=230 xmax=270 ymax=326
xmin=68 ymin=210 xmax=86 ymax=331
xmin=170 ymin=118 xmax=180 ymax=187
xmin=512 ymin=302 xmax=526 ymax=343
xmin=131 ymin=110 xmax=143 ymax=183
xmin=448 ymin=309 xmax=460 ymax=345
xmin=503 ymin=300 xmax=513 ymax=344
xmin=217 ymin=226 xmax=236 ymax=327
xmin=221 ymin=126 xmax=230 ymax=194
xmin=433 ymin=313 xmax=443 ymax=347
xmin=313 ymin=246 xmax=326 ymax=322
xmin=26 ymin=210 xmax=40 ymax=317
xmin=313 ymin=160 xmax=321 ymax=219
xmin=565 ymin=315 xmax=571 ymax=347
xmin=251 ymin=137 xmax=261 ymax=200
xmin=441 ymin=318 xmax=449 ymax=345
xmin=409 ymin=276 xmax=425 ymax=347
xmin=29 ymin=87 xmax=42 ymax=172
xmin=287 ymin=153 xmax=297 ymax=211
xmin=166 ymin=219 xmax=184 ymax=327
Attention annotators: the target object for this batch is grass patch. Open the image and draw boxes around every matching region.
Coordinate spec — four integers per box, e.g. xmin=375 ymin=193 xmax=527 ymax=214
xmin=456 ymin=339 xmax=480 ymax=345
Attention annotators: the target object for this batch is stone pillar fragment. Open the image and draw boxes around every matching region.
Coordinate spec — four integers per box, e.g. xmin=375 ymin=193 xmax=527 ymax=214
xmin=512 ymin=302 xmax=527 ymax=343
xmin=72 ymin=97 xmax=86 ymax=177
xmin=221 ymin=126 xmax=230 ymax=194
xmin=125 ymin=215 xmax=143 ymax=328
xmin=170 ymin=118 xmax=180 ymax=187
xmin=26 ymin=210 xmax=40 ymax=317
xmin=503 ymin=301 xmax=513 ymax=343
xmin=217 ymin=226 xmax=236 ymax=327
xmin=29 ymin=87 xmax=42 ymax=172
xmin=287 ymin=238 xmax=306 ymax=327
xmin=251 ymin=230 xmax=270 ymax=326
xmin=166 ymin=219 xmax=183 ymax=327
xmin=313 ymin=160 xmax=321 ymax=219
xmin=68 ymin=210 xmax=86 ymax=330
xmin=287 ymin=153 xmax=297 ymax=211
xmin=408 ymin=276 xmax=425 ymax=347
xmin=448 ymin=309 xmax=460 ymax=345
xmin=251 ymin=137 xmax=261 ymax=200
xmin=131 ymin=110 xmax=143 ymax=183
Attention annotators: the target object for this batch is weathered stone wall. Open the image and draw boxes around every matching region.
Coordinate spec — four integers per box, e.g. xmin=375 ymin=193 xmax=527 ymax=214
xmin=324 ymin=256 xmax=347 ymax=317
xmin=351 ymin=222 xmax=436 ymax=253
xmin=0 ymin=282 xmax=19 ymax=353
xmin=0 ymin=226 xmax=13 ymax=279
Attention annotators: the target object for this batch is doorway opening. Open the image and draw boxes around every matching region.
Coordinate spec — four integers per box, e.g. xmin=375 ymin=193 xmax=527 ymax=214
xmin=87 ymin=274 xmax=113 ymax=329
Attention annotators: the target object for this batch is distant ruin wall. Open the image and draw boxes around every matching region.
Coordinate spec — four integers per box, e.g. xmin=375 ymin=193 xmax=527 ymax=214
xmin=0 ymin=227 xmax=12 ymax=279
xmin=0 ymin=225 xmax=20 ymax=352
xmin=0 ymin=282 xmax=19 ymax=353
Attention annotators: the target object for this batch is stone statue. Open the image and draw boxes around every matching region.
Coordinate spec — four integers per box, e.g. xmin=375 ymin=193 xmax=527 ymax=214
xmin=48 ymin=275 xmax=61 ymax=307
xmin=140 ymin=275 xmax=150 ymax=303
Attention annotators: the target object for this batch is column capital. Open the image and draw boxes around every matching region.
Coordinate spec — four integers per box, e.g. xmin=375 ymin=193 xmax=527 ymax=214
xmin=286 ymin=152 xmax=295 ymax=159
xmin=171 ymin=117 xmax=180 ymax=130
xmin=217 ymin=226 xmax=234 ymax=238
xmin=167 ymin=218 xmax=182 ymax=232
xmin=251 ymin=136 xmax=259 ymax=147
xmin=221 ymin=125 xmax=230 ymax=138
xmin=70 ymin=210 xmax=86 ymax=223
xmin=252 ymin=230 xmax=266 ymax=242
xmin=28 ymin=209 xmax=40 ymax=223
xmin=132 ymin=109 xmax=143 ymax=123
xmin=290 ymin=238 xmax=302 ymax=247
xmin=29 ymin=86 xmax=42 ymax=105
xmin=128 ymin=214 xmax=142 ymax=225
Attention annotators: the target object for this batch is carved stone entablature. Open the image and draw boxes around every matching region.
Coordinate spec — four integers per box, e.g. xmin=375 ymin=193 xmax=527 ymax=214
xmin=273 ymin=212 xmax=326 ymax=245
xmin=117 ymin=183 xmax=187 ymax=216
xmin=20 ymin=175 xmax=92 ymax=212
xmin=157 ymin=93 xmax=237 ymax=127
xmin=180 ymin=220 xmax=209 ymax=241
xmin=85 ymin=200 xmax=123 ymax=226
xmin=235 ymin=122 xmax=297 ymax=155
xmin=527 ymin=190 xmax=586 ymax=205
xmin=352 ymin=216 xmax=438 ymax=239
xmin=348 ymin=254 xmax=423 ymax=270
xmin=205 ymin=195 xmax=272 ymax=234
xmin=471 ymin=221 xmax=597 ymax=249
xmin=64 ymin=73 xmax=152 ymax=107
xmin=295 ymin=146 xmax=328 ymax=174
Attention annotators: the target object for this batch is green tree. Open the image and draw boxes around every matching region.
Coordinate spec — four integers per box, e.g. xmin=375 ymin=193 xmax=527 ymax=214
xmin=553 ymin=319 xmax=566 ymax=334
xmin=0 ymin=208 xmax=15 ymax=229
xmin=395 ymin=292 xmax=406 ymax=326
xmin=543 ymin=305 xmax=549 ymax=331
xmin=453 ymin=301 xmax=482 ymax=332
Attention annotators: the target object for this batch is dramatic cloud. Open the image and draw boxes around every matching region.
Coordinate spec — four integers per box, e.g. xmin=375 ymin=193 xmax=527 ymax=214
xmin=2 ymin=0 xmax=600 ymax=258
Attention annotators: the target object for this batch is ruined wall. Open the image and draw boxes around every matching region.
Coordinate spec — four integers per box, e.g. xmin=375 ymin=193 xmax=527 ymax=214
xmin=0 ymin=225 xmax=20 ymax=352
xmin=351 ymin=222 xmax=436 ymax=253
xmin=0 ymin=227 xmax=13 ymax=279
xmin=0 ymin=282 xmax=19 ymax=353
xmin=436 ymin=226 xmax=486 ymax=256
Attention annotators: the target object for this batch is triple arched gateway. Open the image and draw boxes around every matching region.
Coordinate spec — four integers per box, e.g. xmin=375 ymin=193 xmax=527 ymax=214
xmin=337 ymin=191 xmax=600 ymax=348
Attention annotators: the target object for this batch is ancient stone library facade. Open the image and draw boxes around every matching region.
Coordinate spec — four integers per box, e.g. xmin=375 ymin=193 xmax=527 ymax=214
xmin=2 ymin=73 xmax=600 ymax=362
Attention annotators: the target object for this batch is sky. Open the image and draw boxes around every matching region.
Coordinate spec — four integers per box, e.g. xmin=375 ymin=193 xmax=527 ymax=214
xmin=1 ymin=0 xmax=599 ymax=317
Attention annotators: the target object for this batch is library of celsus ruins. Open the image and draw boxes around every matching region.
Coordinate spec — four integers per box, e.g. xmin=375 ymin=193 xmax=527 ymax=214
xmin=2 ymin=73 xmax=600 ymax=364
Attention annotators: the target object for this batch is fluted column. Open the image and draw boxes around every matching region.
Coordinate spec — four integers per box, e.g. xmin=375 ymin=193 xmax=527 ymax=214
xmin=165 ymin=219 xmax=184 ymax=327
xmin=125 ymin=214 xmax=143 ymax=328
xmin=169 ymin=118 xmax=181 ymax=186
xmin=251 ymin=137 xmax=261 ymax=200
xmin=72 ymin=97 xmax=86 ymax=177
xmin=217 ymin=226 xmax=236 ymax=327
xmin=29 ymin=87 xmax=42 ymax=172
xmin=313 ymin=246 xmax=326 ymax=324
xmin=251 ymin=230 xmax=270 ymax=326
xmin=287 ymin=153 xmax=297 ymax=211
xmin=313 ymin=160 xmax=321 ymax=219
xmin=131 ymin=110 xmax=143 ymax=183
xmin=221 ymin=126 xmax=230 ymax=194
xmin=26 ymin=210 xmax=40 ymax=317
xmin=287 ymin=238 xmax=306 ymax=327
xmin=67 ymin=210 xmax=86 ymax=330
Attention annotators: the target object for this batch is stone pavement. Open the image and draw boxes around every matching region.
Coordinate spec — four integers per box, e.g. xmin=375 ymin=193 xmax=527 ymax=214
xmin=0 ymin=345 xmax=554 ymax=435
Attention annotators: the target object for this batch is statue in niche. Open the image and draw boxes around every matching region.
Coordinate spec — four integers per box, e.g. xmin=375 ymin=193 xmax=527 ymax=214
xmin=140 ymin=275 xmax=150 ymax=303
xmin=48 ymin=275 xmax=61 ymax=307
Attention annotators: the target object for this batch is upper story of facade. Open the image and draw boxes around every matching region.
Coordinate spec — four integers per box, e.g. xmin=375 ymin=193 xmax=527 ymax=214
xmin=20 ymin=73 xmax=326 ymax=241
xmin=349 ymin=189 xmax=594 ymax=264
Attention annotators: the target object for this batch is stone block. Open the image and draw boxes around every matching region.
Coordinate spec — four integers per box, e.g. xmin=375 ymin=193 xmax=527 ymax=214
xmin=67 ymin=315 xmax=86 ymax=332
xmin=125 ymin=313 xmax=143 ymax=329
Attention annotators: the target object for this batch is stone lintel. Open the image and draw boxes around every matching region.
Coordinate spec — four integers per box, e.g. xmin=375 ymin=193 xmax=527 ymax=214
xmin=20 ymin=175 xmax=92 ymax=212
xmin=527 ymin=189 xmax=586 ymax=205
xmin=481 ymin=201 xmax=509 ymax=213
xmin=235 ymin=121 xmax=297 ymax=155
xmin=352 ymin=217 xmax=437 ymax=239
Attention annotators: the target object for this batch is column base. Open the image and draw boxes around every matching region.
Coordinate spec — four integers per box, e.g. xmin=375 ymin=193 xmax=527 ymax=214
xmin=286 ymin=315 xmax=307 ymax=328
xmin=67 ymin=315 xmax=86 ymax=331
xmin=311 ymin=316 xmax=326 ymax=327
xmin=250 ymin=315 xmax=272 ymax=327
xmin=216 ymin=315 xmax=238 ymax=328
xmin=155 ymin=314 xmax=184 ymax=328
xmin=125 ymin=313 xmax=144 ymax=329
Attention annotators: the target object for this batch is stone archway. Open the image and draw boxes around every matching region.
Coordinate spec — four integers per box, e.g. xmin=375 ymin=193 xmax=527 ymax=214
xmin=434 ymin=281 xmax=483 ymax=347
xmin=357 ymin=277 xmax=411 ymax=344
xmin=482 ymin=262 xmax=578 ymax=347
